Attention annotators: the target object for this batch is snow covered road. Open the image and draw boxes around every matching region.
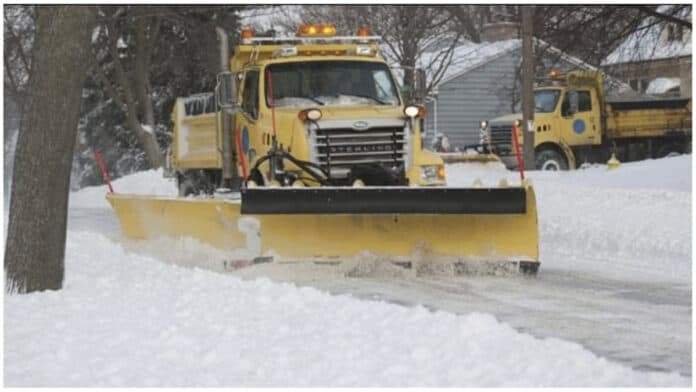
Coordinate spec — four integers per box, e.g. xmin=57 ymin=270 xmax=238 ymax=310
xmin=4 ymin=156 xmax=692 ymax=387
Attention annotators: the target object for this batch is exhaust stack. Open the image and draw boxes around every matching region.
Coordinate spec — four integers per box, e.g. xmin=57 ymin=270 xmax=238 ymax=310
xmin=216 ymin=27 xmax=238 ymax=188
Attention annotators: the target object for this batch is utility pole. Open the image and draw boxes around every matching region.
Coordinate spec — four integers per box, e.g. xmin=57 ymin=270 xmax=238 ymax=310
xmin=521 ymin=5 xmax=536 ymax=169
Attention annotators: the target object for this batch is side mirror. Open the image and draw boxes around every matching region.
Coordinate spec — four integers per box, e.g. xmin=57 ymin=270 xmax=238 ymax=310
xmin=216 ymin=71 xmax=237 ymax=110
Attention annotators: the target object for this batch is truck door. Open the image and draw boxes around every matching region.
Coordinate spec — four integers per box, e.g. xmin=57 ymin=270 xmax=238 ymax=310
xmin=236 ymin=69 xmax=261 ymax=173
xmin=559 ymin=89 xmax=599 ymax=146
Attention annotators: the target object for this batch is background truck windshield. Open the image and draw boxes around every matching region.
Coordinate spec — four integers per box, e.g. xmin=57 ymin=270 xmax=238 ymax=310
xmin=266 ymin=61 xmax=400 ymax=107
xmin=534 ymin=89 xmax=561 ymax=113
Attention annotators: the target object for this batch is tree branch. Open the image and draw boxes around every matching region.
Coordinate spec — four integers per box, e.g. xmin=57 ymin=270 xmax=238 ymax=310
xmin=634 ymin=5 xmax=691 ymax=30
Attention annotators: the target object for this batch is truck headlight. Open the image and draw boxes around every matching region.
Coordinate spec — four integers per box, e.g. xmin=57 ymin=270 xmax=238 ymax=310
xmin=421 ymin=164 xmax=445 ymax=181
xmin=404 ymin=105 xmax=419 ymax=118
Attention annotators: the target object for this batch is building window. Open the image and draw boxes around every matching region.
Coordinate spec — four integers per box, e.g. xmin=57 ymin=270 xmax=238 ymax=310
xmin=629 ymin=79 xmax=649 ymax=93
xmin=667 ymin=24 xmax=683 ymax=42
xmin=629 ymin=79 xmax=639 ymax=91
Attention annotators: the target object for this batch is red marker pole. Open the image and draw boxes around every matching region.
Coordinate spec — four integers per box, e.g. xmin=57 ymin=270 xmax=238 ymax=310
xmin=511 ymin=123 xmax=525 ymax=181
xmin=235 ymin=127 xmax=248 ymax=180
xmin=266 ymin=70 xmax=277 ymax=139
xmin=93 ymin=149 xmax=114 ymax=193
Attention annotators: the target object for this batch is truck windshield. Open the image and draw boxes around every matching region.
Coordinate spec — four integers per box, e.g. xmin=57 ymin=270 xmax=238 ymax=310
xmin=265 ymin=61 xmax=400 ymax=107
xmin=534 ymin=89 xmax=561 ymax=113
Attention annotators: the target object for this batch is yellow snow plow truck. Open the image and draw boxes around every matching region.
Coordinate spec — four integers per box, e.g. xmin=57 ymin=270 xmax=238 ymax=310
xmin=107 ymin=25 xmax=540 ymax=274
xmin=480 ymin=70 xmax=692 ymax=170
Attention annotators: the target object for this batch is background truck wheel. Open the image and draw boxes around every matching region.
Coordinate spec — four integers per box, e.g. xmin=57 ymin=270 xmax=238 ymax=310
xmin=655 ymin=143 xmax=682 ymax=159
xmin=535 ymin=149 xmax=568 ymax=171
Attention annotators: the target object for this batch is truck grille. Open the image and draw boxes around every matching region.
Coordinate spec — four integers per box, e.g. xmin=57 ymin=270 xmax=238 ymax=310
xmin=315 ymin=127 xmax=405 ymax=173
xmin=489 ymin=125 xmax=513 ymax=155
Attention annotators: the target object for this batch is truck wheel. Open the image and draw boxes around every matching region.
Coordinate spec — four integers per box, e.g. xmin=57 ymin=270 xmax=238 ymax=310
xmin=655 ymin=144 xmax=682 ymax=159
xmin=535 ymin=149 xmax=568 ymax=171
xmin=177 ymin=174 xmax=197 ymax=197
xmin=177 ymin=170 xmax=215 ymax=196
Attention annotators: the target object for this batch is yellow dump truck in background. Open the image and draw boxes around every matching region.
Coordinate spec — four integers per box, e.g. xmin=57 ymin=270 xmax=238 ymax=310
xmin=169 ymin=25 xmax=445 ymax=195
xmin=480 ymin=70 xmax=692 ymax=170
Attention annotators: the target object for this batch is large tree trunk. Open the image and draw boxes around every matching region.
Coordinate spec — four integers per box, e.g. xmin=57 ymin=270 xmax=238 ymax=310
xmin=133 ymin=15 xmax=162 ymax=169
xmin=102 ymin=12 xmax=163 ymax=169
xmin=5 ymin=5 xmax=95 ymax=294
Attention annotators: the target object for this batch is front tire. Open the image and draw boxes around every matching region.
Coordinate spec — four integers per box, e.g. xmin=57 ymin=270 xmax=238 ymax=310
xmin=535 ymin=149 xmax=568 ymax=171
xmin=176 ymin=170 xmax=217 ymax=196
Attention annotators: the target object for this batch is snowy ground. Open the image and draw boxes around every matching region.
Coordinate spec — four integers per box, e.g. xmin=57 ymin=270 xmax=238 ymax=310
xmin=4 ymin=156 xmax=692 ymax=387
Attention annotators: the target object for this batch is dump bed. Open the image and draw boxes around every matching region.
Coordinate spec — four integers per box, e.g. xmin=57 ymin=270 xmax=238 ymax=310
xmin=171 ymin=94 xmax=221 ymax=169
xmin=605 ymin=97 xmax=691 ymax=139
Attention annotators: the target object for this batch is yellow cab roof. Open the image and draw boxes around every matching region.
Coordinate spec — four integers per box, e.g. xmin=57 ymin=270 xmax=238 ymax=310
xmin=230 ymin=40 xmax=384 ymax=71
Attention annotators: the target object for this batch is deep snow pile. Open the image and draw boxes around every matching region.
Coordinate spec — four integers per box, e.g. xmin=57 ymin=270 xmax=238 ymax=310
xmin=447 ymin=156 xmax=692 ymax=283
xmin=67 ymin=168 xmax=177 ymax=209
xmin=5 ymin=155 xmax=691 ymax=387
xmin=4 ymin=231 xmax=688 ymax=387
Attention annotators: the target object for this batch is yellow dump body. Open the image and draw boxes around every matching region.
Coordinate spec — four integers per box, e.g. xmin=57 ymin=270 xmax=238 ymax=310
xmin=106 ymin=187 xmax=539 ymax=264
xmin=170 ymin=99 xmax=220 ymax=169
xmin=605 ymin=103 xmax=692 ymax=139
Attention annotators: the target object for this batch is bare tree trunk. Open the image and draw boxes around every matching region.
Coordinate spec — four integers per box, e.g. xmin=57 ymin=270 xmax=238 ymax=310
xmin=133 ymin=16 xmax=162 ymax=169
xmin=100 ymin=11 xmax=163 ymax=169
xmin=5 ymin=5 xmax=95 ymax=294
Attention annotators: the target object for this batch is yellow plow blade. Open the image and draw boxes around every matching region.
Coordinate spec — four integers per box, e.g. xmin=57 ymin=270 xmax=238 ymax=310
xmin=106 ymin=186 xmax=538 ymax=270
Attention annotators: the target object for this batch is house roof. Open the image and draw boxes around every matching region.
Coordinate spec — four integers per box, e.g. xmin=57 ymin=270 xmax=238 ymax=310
xmin=433 ymin=38 xmax=613 ymax=87
xmin=429 ymin=39 xmax=521 ymax=86
xmin=601 ymin=5 xmax=692 ymax=66
xmin=646 ymin=77 xmax=681 ymax=94
xmin=428 ymin=38 xmax=634 ymax=96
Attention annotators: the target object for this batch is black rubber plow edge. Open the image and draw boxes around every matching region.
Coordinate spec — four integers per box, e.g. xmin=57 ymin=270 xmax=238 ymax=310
xmin=240 ymin=187 xmax=527 ymax=215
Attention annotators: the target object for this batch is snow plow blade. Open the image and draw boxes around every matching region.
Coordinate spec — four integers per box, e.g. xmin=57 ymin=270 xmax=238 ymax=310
xmin=106 ymin=185 xmax=539 ymax=272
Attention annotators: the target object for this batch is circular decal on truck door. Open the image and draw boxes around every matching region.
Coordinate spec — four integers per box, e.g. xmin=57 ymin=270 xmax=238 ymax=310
xmin=573 ymin=119 xmax=586 ymax=134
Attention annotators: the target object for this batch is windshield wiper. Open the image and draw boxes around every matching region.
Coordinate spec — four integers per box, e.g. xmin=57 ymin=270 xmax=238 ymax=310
xmin=344 ymin=94 xmax=389 ymax=105
xmin=306 ymin=96 xmax=325 ymax=106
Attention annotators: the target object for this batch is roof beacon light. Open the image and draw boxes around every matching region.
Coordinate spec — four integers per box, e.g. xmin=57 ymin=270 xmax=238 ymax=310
xmin=297 ymin=24 xmax=337 ymax=37
xmin=356 ymin=27 xmax=372 ymax=37
xmin=241 ymin=28 xmax=255 ymax=41
xmin=548 ymin=70 xmax=562 ymax=78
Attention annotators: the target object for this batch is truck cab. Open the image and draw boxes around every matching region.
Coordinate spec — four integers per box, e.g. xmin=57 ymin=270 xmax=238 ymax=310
xmin=170 ymin=25 xmax=445 ymax=195
xmin=482 ymin=71 xmax=605 ymax=170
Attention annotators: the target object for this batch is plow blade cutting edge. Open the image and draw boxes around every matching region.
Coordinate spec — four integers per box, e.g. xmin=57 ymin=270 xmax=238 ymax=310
xmin=106 ymin=185 xmax=539 ymax=272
